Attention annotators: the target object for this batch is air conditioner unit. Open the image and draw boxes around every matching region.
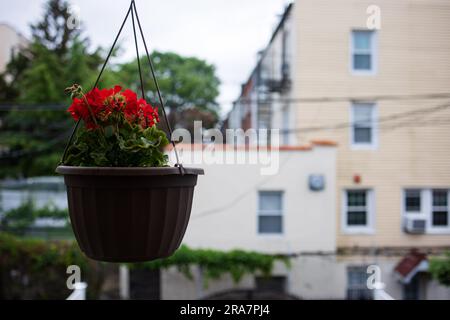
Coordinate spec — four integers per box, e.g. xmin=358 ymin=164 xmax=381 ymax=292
xmin=404 ymin=217 xmax=426 ymax=234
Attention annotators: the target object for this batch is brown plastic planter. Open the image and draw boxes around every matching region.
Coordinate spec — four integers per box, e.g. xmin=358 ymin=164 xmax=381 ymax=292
xmin=56 ymin=166 xmax=204 ymax=263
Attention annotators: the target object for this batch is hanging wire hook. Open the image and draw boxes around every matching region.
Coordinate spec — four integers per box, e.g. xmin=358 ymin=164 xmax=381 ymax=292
xmin=60 ymin=2 xmax=133 ymax=164
xmin=60 ymin=0 xmax=185 ymax=175
xmin=132 ymin=0 xmax=185 ymax=175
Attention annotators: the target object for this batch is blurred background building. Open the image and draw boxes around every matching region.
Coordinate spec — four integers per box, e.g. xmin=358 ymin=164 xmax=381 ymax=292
xmin=224 ymin=0 xmax=450 ymax=299
xmin=0 ymin=23 xmax=28 ymax=74
xmin=0 ymin=0 xmax=449 ymax=300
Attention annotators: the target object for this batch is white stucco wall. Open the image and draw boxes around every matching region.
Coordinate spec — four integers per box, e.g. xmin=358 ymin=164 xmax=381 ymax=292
xmin=175 ymin=145 xmax=337 ymax=254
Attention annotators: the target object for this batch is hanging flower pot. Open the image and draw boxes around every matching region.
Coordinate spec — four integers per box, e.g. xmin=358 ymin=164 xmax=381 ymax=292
xmin=56 ymin=1 xmax=203 ymax=262
xmin=56 ymin=166 xmax=203 ymax=262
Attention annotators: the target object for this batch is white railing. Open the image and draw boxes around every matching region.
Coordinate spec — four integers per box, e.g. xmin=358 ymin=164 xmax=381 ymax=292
xmin=66 ymin=282 xmax=88 ymax=300
xmin=373 ymin=282 xmax=394 ymax=300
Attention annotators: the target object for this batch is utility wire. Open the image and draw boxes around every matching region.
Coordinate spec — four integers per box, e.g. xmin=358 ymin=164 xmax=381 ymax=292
xmin=278 ymin=101 xmax=450 ymax=134
xmin=1 ymin=92 xmax=450 ymax=111
xmin=232 ymin=92 xmax=450 ymax=105
xmin=0 ymin=129 xmax=71 ymax=160
xmin=191 ymin=154 xmax=294 ymax=220
xmin=1 ymin=102 xmax=449 ymax=160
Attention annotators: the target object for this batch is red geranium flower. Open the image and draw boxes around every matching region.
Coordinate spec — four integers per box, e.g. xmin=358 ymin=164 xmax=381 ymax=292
xmin=67 ymin=85 xmax=160 ymax=130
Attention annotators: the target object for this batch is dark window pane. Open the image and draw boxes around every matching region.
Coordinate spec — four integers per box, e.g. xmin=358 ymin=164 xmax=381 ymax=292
xmin=130 ymin=269 xmax=161 ymax=300
xmin=256 ymin=276 xmax=286 ymax=293
xmin=347 ymin=266 xmax=373 ymax=300
xmin=432 ymin=211 xmax=448 ymax=226
xmin=433 ymin=190 xmax=448 ymax=206
xmin=403 ymin=276 xmax=419 ymax=300
xmin=347 ymin=211 xmax=367 ymax=226
xmin=347 ymin=191 xmax=367 ymax=207
xmin=258 ymin=216 xmax=282 ymax=234
xmin=405 ymin=190 xmax=421 ymax=212
xmin=353 ymin=54 xmax=371 ymax=70
xmin=354 ymin=127 xmax=372 ymax=143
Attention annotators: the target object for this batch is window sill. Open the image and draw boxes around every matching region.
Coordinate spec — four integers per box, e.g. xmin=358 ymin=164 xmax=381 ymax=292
xmin=257 ymin=233 xmax=285 ymax=238
xmin=423 ymin=228 xmax=450 ymax=235
xmin=342 ymin=227 xmax=375 ymax=235
xmin=351 ymin=70 xmax=377 ymax=76
xmin=350 ymin=143 xmax=378 ymax=151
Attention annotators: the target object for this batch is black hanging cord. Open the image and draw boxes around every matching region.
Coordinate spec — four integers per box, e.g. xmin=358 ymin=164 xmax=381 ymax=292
xmin=60 ymin=2 xmax=133 ymax=164
xmin=60 ymin=0 xmax=184 ymax=174
xmin=131 ymin=7 xmax=146 ymax=101
xmin=132 ymin=0 xmax=184 ymax=174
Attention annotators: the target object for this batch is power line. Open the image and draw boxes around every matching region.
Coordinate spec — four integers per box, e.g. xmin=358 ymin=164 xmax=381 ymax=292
xmin=192 ymin=103 xmax=450 ymax=220
xmin=232 ymin=92 xmax=450 ymax=105
xmin=0 ymin=104 xmax=66 ymax=111
xmin=191 ymin=154 xmax=294 ymax=220
xmin=0 ymin=130 xmax=70 ymax=161
xmin=1 ymin=100 xmax=449 ymax=161
xmin=279 ymin=101 xmax=450 ymax=134
xmin=1 ymin=92 xmax=450 ymax=111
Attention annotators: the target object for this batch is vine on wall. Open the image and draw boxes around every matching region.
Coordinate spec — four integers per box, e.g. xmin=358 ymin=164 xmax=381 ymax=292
xmin=0 ymin=233 xmax=291 ymax=298
xmin=130 ymin=245 xmax=291 ymax=285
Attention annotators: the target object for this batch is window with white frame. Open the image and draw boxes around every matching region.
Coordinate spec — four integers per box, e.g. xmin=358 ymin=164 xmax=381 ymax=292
xmin=403 ymin=189 xmax=450 ymax=232
xmin=351 ymin=103 xmax=377 ymax=148
xmin=351 ymin=30 xmax=376 ymax=73
xmin=258 ymin=191 xmax=283 ymax=234
xmin=343 ymin=190 xmax=374 ymax=233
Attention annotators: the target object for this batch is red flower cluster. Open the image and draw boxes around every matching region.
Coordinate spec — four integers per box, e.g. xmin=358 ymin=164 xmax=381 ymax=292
xmin=68 ymin=86 xmax=159 ymax=130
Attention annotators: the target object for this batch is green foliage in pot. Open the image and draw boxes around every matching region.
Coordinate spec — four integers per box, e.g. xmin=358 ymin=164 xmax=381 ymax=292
xmin=62 ymin=84 xmax=169 ymax=167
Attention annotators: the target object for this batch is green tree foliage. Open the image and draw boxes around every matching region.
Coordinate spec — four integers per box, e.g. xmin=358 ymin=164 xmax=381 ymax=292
xmin=0 ymin=200 xmax=69 ymax=234
xmin=0 ymin=0 xmax=222 ymax=178
xmin=429 ymin=252 xmax=450 ymax=287
xmin=0 ymin=0 xmax=104 ymax=178
xmin=0 ymin=232 xmax=103 ymax=299
xmin=0 ymin=233 xmax=290 ymax=299
xmin=112 ymin=51 xmax=221 ymax=133
xmin=131 ymin=245 xmax=291 ymax=286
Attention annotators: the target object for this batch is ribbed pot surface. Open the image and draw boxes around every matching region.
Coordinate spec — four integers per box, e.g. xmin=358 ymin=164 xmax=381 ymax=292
xmin=56 ymin=166 xmax=204 ymax=262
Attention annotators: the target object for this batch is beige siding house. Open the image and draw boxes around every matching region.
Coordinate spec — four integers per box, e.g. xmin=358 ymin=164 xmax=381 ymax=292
xmin=290 ymin=0 xmax=450 ymax=248
xmin=224 ymin=0 xmax=450 ymax=299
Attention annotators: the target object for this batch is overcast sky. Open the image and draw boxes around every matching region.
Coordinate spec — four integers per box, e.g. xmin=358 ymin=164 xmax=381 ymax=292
xmin=0 ymin=0 xmax=291 ymax=115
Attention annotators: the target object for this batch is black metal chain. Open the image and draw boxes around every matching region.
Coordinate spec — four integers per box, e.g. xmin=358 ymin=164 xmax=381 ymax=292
xmin=60 ymin=0 xmax=184 ymax=174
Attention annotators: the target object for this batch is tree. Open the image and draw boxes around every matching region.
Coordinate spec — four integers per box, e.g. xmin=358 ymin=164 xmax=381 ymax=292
xmin=111 ymin=51 xmax=221 ymax=133
xmin=0 ymin=1 xmax=222 ymax=178
xmin=2 ymin=0 xmax=102 ymax=103
xmin=0 ymin=0 xmax=104 ymax=178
